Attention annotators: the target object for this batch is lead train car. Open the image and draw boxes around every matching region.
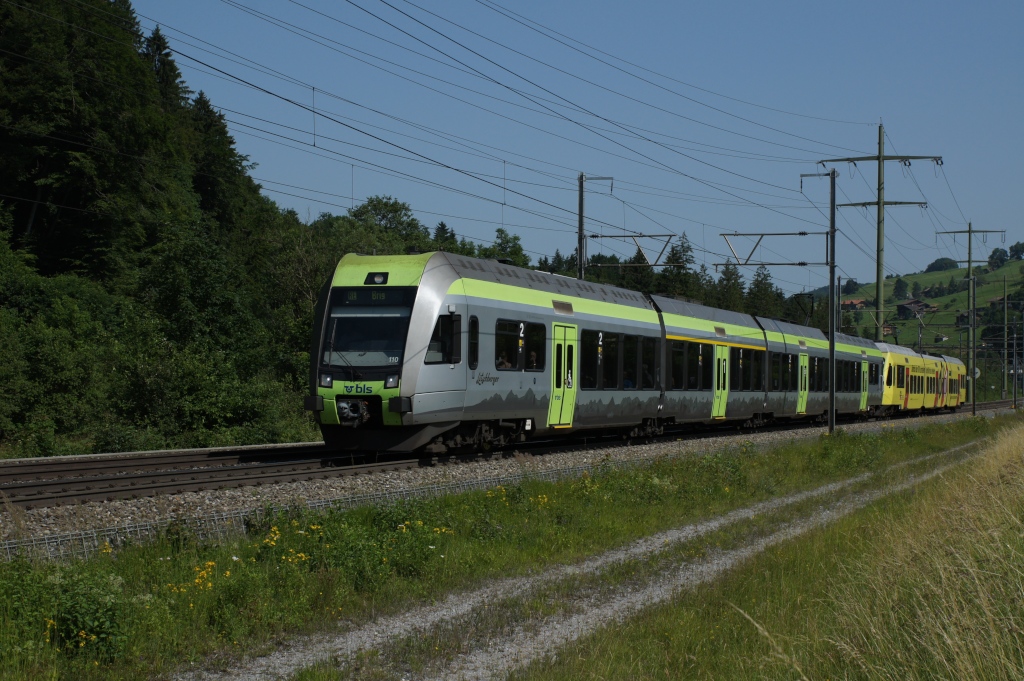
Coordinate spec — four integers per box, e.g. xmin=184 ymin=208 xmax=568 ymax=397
xmin=306 ymin=252 xmax=932 ymax=453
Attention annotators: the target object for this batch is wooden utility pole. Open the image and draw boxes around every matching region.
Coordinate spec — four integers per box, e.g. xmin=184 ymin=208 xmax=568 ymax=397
xmin=821 ymin=124 xmax=940 ymax=341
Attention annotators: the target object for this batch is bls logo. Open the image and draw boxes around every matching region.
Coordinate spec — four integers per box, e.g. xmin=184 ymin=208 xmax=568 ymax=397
xmin=344 ymin=385 xmax=373 ymax=394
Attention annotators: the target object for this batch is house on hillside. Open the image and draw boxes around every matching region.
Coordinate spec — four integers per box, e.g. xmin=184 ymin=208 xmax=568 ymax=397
xmin=895 ymin=299 xmax=938 ymax=320
xmin=841 ymin=298 xmax=866 ymax=310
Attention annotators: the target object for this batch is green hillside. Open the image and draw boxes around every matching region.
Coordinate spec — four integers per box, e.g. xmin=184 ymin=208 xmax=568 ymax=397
xmin=840 ymin=260 xmax=1024 ymax=399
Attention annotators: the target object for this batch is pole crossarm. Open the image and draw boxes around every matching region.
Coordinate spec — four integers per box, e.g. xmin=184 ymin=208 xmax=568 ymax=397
xmin=589 ymin=233 xmax=676 ymax=239
xmin=820 ymin=155 xmax=942 ymax=163
xmin=818 ymin=126 xmax=942 ymax=342
xmin=712 ymin=261 xmax=827 ymax=268
xmin=837 ymin=201 xmax=927 ymax=207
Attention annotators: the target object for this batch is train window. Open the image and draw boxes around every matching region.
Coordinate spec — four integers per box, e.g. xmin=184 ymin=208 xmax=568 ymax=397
xmin=897 ymin=367 xmax=905 ymax=389
xmin=754 ymin=351 xmax=765 ymax=391
xmin=769 ymin=353 xmax=780 ymax=391
xmin=524 ymin=323 xmax=546 ymax=371
xmin=789 ymin=355 xmax=798 ymax=392
xmin=469 ymin=317 xmax=479 ymax=370
xmin=730 ymin=348 xmax=742 ymax=391
xmin=580 ymin=330 xmax=599 ymax=390
xmin=688 ymin=344 xmax=700 ymax=390
xmin=425 ymin=314 xmax=461 ymax=365
xmin=807 ymin=357 xmax=817 ymax=393
xmin=603 ymin=334 xmax=620 ymax=389
xmin=555 ymin=344 xmax=562 ymax=389
xmin=494 ymin=320 xmax=521 ymax=370
xmin=701 ymin=344 xmax=713 ymax=391
xmin=670 ymin=341 xmax=685 ymax=390
xmin=641 ymin=337 xmax=659 ymax=390
xmin=743 ymin=349 xmax=754 ymax=391
xmin=622 ymin=335 xmax=639 ymax=389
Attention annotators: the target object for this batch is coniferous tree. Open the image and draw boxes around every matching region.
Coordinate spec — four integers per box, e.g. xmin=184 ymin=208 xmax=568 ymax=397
xmin=745 ymin=265 xmax=783 ymax=319
xmin=656 ymin=237 xmax=695 ymax=299
xmin=714 ymin=261 xmax=746 ymax=312
xmin=621 ymin=246 xmax=654 ymax=293
xmin=692 ymin=264 xmax=715 ymax=305
xmin=893 ymin=277 xmax=910 ymax=300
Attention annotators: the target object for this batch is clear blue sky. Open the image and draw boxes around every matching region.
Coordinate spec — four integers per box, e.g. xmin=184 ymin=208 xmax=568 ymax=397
xmin=131 ymin=0 xmax=1023 ymax=295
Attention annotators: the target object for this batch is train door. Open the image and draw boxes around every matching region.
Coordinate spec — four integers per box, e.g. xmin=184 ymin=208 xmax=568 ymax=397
xmin=797 ymin=353 xmax=808 ymax=414
xmin=860 ymin=360 xmax=869 ymax=411
xmin=548 ymin=324 xmax=578 ymax=428
xmin=903 ymin=368 xmax=910 ymax=410
xmin=712 ymin=344 xmax=729 ymax=418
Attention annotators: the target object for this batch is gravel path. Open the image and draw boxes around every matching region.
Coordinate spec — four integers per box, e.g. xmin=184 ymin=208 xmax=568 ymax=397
xmin=0 ymin=410 xmax=985 ymax=543
xmin=172 ymin=439 xmax=982 ymax=681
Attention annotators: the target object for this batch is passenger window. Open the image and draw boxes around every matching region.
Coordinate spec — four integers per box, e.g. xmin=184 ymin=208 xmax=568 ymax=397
xmin=700 ymin=344 xmax=713 ymax=391
xmin=687 ymin=342 xmax=701 ymax=390
xmin=425 ymin=314 xmax=460 ymax=364
xmin=469 ymin=316 xmax=479 ymax=370
xmin=603 ymin=334 xmax=620 ymax=389
xmin=730 ymin=348 xmax=742 ymax=391
xmin=670 ymin=341 xmax=686 ymax=390
xmin=751 ymin=351 xmax=763 ymax=391
xmin=555 ymin=345 xmax=563 ymax=389
xmin=622 ymin=335 xmax=639 ymax=390
xmin=771 ymin=353 xmax=781 ymax=392
xmin=495 ymin=320 xmax=520 ymax=370
xmin=641 ymin=337 xmax=658 ymax=390
xmin=524 ymin=323 xmax=545 ymax=371
xmin=897 ymin=368 xmax=905 ymax=389
xmin=580 ymin=330 xmax=599 ymax=390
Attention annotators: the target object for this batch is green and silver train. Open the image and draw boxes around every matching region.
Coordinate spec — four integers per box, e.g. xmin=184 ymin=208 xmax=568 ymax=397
xmin=305 ymin=252 xmax=956 ymax=453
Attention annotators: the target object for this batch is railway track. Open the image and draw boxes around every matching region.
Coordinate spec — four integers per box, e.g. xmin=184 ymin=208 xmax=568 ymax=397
xmin=0 ymin=401 xmax=1015 ymax=509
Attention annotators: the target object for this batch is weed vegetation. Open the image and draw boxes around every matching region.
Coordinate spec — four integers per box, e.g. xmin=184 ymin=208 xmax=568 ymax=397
xmin=513 ymin=415 xmax=1024 ymax=681
xmin=0 ymin=416 xmax=1002 ymax=680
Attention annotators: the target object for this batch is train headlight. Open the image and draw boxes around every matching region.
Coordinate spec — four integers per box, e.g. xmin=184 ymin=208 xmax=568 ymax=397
xmin=319 ymin=373 xmax=333 ymax=388
xmin=385 ymin=374 xmax=399 ymax=389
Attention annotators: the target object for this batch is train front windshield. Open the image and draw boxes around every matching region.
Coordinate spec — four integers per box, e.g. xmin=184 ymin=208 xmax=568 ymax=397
xmin=321 ymin=287 xmax=416 ymax=368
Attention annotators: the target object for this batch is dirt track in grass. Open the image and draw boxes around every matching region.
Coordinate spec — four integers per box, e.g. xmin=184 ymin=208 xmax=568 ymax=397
xmin=173 ymin=442 xmax=980 ymax=681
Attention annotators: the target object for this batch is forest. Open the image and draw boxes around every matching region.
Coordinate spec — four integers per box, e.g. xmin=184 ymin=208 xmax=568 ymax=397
xmin=1 ymin=0 xmax=832 ymax=457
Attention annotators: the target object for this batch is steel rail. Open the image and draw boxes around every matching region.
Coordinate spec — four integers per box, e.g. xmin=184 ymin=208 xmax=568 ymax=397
xmin=0 ymin=401 xmax=1013 ymax=509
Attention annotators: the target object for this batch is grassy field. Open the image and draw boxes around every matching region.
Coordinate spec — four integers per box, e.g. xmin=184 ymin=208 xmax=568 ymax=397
xmin=514 ymin=418 xmax=1024 ymax=680
xmin=0 ymin=415 xmax=1015 ymax=680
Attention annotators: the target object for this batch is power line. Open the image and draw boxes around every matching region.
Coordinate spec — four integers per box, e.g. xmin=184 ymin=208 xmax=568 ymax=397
xmin=473 ymin=0 xmax=876 ymax=130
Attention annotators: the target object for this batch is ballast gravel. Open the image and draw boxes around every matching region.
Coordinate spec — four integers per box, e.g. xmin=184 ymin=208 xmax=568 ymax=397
xmin=0 ymin=410 xmax=989 ymax=542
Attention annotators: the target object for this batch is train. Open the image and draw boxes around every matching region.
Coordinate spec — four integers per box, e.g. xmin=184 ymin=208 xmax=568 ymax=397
xmin=304 ymin=252 xmax=967 ymax=453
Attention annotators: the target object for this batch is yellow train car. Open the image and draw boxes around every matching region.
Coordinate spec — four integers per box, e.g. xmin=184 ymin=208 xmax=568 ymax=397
xmin=878 ymin=343 xmax=920 ymax=413
xmin=920 ymin=354 xmax=945 ymax=410
xmin=942 ymin=354 xmax=967 ymax=408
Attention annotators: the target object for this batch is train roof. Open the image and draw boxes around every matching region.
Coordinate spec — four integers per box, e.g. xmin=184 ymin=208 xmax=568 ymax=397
xmin=941 ymin=354 xmax=966 ymax=367
xmin=650 ymin=295 xmax=759 ymax=329
xmin=875 ymin=343 xmax=922 ymax=358
xmin=440 ymin=253 xmax=655 ymax=311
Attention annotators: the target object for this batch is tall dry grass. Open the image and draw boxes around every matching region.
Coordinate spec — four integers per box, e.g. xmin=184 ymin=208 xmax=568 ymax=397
xmin=824 ymin=423 xmax=1024 ymax=680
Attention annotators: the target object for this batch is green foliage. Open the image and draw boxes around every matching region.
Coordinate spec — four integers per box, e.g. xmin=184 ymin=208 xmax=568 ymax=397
xmin=745 ymin=265 xmax=784 ymax=319
xmin=893 ymin=276 xmax=910 ymax=300
xmin=925 ymin=256 xmax=959 ymax=272
xmin=713 ymin=261 xmax=746 ymax=312
xmin=988 ymin=246 xmax=1009 ymax=270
